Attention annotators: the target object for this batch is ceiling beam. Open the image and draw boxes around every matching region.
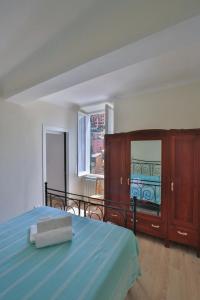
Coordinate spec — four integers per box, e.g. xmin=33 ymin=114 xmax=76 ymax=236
xmin=5 ymin=15 xmax=200 ymax=105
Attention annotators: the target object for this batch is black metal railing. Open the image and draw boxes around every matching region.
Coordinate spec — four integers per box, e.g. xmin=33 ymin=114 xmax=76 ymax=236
xmin=132 ymin=158 xmax=161 ymax=176
xmin=130 ymin=178 xmax=161 ymax=215
xmin=44 ymin=182 xmax=137 ymax=234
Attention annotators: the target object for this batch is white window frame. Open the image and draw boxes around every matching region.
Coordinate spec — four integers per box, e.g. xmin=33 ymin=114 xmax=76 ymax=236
xmin=77 ymin=111 xmax=90 ymax=176
xmin=77 ymin=103 xmax=114 ymax=177
xmin=89 ymin=110 xmax=105 ymax=177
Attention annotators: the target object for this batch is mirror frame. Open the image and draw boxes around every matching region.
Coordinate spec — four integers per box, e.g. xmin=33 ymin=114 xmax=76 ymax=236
xmin=127 ymin=129 xmax=169 ymax=221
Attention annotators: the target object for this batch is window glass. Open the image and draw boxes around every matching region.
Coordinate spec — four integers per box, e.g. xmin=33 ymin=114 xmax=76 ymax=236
xmin=90 ymin=112 xmax=105 ymax=175
xmin=78 ymin=104 xmax=113 ymax=177
xmin=78 ymin=112 xmax=90 ymax=176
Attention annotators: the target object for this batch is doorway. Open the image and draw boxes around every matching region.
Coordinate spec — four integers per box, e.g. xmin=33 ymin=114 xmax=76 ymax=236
xmin=42 ymin=126 xmax=69 ymax=204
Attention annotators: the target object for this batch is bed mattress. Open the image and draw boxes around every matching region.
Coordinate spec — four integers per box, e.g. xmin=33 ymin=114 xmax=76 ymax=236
xmin=0 ymin=206 xmax=140 ymax=300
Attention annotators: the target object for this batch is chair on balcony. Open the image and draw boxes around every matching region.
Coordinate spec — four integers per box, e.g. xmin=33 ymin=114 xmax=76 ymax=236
xmin=88 ymin=178 xmax=104 ymax=220
xmin=90 ymin=177 xmax=104 ymax=199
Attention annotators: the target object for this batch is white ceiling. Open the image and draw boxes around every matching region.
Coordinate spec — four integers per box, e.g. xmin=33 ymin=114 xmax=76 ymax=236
xmin=0 ymin=0 xmax=94 ymax=78
xmin=40 ymin=41 xmax=200 ymax=107
xmin=1 ymin=0 xmax=200 ymax=106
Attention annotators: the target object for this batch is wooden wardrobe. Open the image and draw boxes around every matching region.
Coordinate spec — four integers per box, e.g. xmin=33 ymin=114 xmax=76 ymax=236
xmin=104 ymin=129 xmax=200 ymax=255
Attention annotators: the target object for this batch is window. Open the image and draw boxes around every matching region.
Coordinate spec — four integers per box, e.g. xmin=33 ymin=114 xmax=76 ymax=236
xmin=77 ymin=112 xmax=90 ymax=176
xmin=90 ymin=112 xmax=105 ymax=175
xmin=78 ymin=104 xmax=113 ymax=176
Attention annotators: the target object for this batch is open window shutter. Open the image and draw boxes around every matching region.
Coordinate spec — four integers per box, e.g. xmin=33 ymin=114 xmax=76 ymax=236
xmin=85 ymin=113 xmax=90 ymax=174
xmin=77 ymin=111 xmax=90 ymax=176
xmin=105 ymin=103 xmax=114 ymax=134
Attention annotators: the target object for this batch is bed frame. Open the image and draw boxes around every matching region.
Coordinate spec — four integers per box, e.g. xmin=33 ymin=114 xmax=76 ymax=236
xmin=132 ymin=158 xmax=161 ymax=176
xmin=45 ymin=182 xmax=137 ymax=234
xmin=131 ymin=159 xmax=161 ymax=215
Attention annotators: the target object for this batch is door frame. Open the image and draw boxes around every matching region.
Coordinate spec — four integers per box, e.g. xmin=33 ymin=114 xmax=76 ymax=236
xmin=42 ymin=125 xmax=69 ymax=205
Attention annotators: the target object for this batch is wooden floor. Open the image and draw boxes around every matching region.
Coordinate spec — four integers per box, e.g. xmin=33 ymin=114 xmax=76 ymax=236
xmin=126 ymin=234 xmax=200 ymax=300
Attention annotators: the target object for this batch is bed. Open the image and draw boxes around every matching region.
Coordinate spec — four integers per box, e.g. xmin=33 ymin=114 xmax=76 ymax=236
xmin=0 ymin=206 xmax=140 ymax=300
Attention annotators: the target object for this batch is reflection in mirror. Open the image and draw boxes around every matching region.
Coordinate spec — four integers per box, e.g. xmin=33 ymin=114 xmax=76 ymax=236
xmin=130 ymin=140 xmax=162 ymax=216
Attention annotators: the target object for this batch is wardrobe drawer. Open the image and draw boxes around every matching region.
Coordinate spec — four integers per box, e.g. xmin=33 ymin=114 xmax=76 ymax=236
xmin=169 ymin=225 xmax=199 ymax=247
xmin=128 ymin=216 xmax=164 ymax=238
xmin=105 ymin=209 xmax=126 ymax=227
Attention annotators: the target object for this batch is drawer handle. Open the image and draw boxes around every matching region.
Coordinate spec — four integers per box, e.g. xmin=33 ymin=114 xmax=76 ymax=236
xmin=111 ymin=214 xmax=118 ymax=217
xmin=177 ymin=230 xmax=188 ymax=236
xmin=131 ymin=218 xmax=138 ymax=223
xmin=151 ymin=224 xmax=160 ymax=229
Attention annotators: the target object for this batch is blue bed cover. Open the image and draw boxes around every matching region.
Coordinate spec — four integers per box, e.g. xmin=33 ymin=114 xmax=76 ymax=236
xmin=0 ymin=206 xmax=140 ymax=300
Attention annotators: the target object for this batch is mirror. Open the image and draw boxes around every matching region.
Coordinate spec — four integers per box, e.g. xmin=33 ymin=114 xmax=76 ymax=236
xmin=130 ymin=140 xmax=162 ymax=216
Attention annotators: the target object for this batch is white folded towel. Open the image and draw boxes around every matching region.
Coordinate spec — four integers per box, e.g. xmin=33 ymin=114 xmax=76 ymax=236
xmin=29 ymin=215 xmax=73 ymax=248
xmin=30 ymin=224 xmax=37 ymax=243
xmin=37 ymin=215 xmax=72 ymax=233
xmin=35 ymin=226 xmax=72 ymax=248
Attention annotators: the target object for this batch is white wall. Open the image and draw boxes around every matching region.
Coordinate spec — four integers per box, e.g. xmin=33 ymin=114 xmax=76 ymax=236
xmin=46 ymin=133 xmax=65 ymax=191
xmin=2 ymin=80 xmax=200 ymax=222
xmin=114 ymin=81 xmax=200 ymax=132
xmin=0 ymin=101 xmax=81 ymax=222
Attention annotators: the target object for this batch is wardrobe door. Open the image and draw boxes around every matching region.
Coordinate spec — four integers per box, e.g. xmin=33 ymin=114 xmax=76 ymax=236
xmin=128 ymin=130 xmax=169 ymax=238
xmin=105 ymin=134 xmax=123 ymax=201
xmin=104 ymin=134 xmax=128 ymax=225
xmin=169 ymin=133 xmax=199 ymax=247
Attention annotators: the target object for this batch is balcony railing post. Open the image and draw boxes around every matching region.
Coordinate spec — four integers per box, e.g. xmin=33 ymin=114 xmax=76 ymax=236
xmin=45 ymin=182 xmax=48 ymax=206
xmin=84 ymin=201 xmax=86 ymax=217
xmin=133 ymin=196 xmax=137 ymax=235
